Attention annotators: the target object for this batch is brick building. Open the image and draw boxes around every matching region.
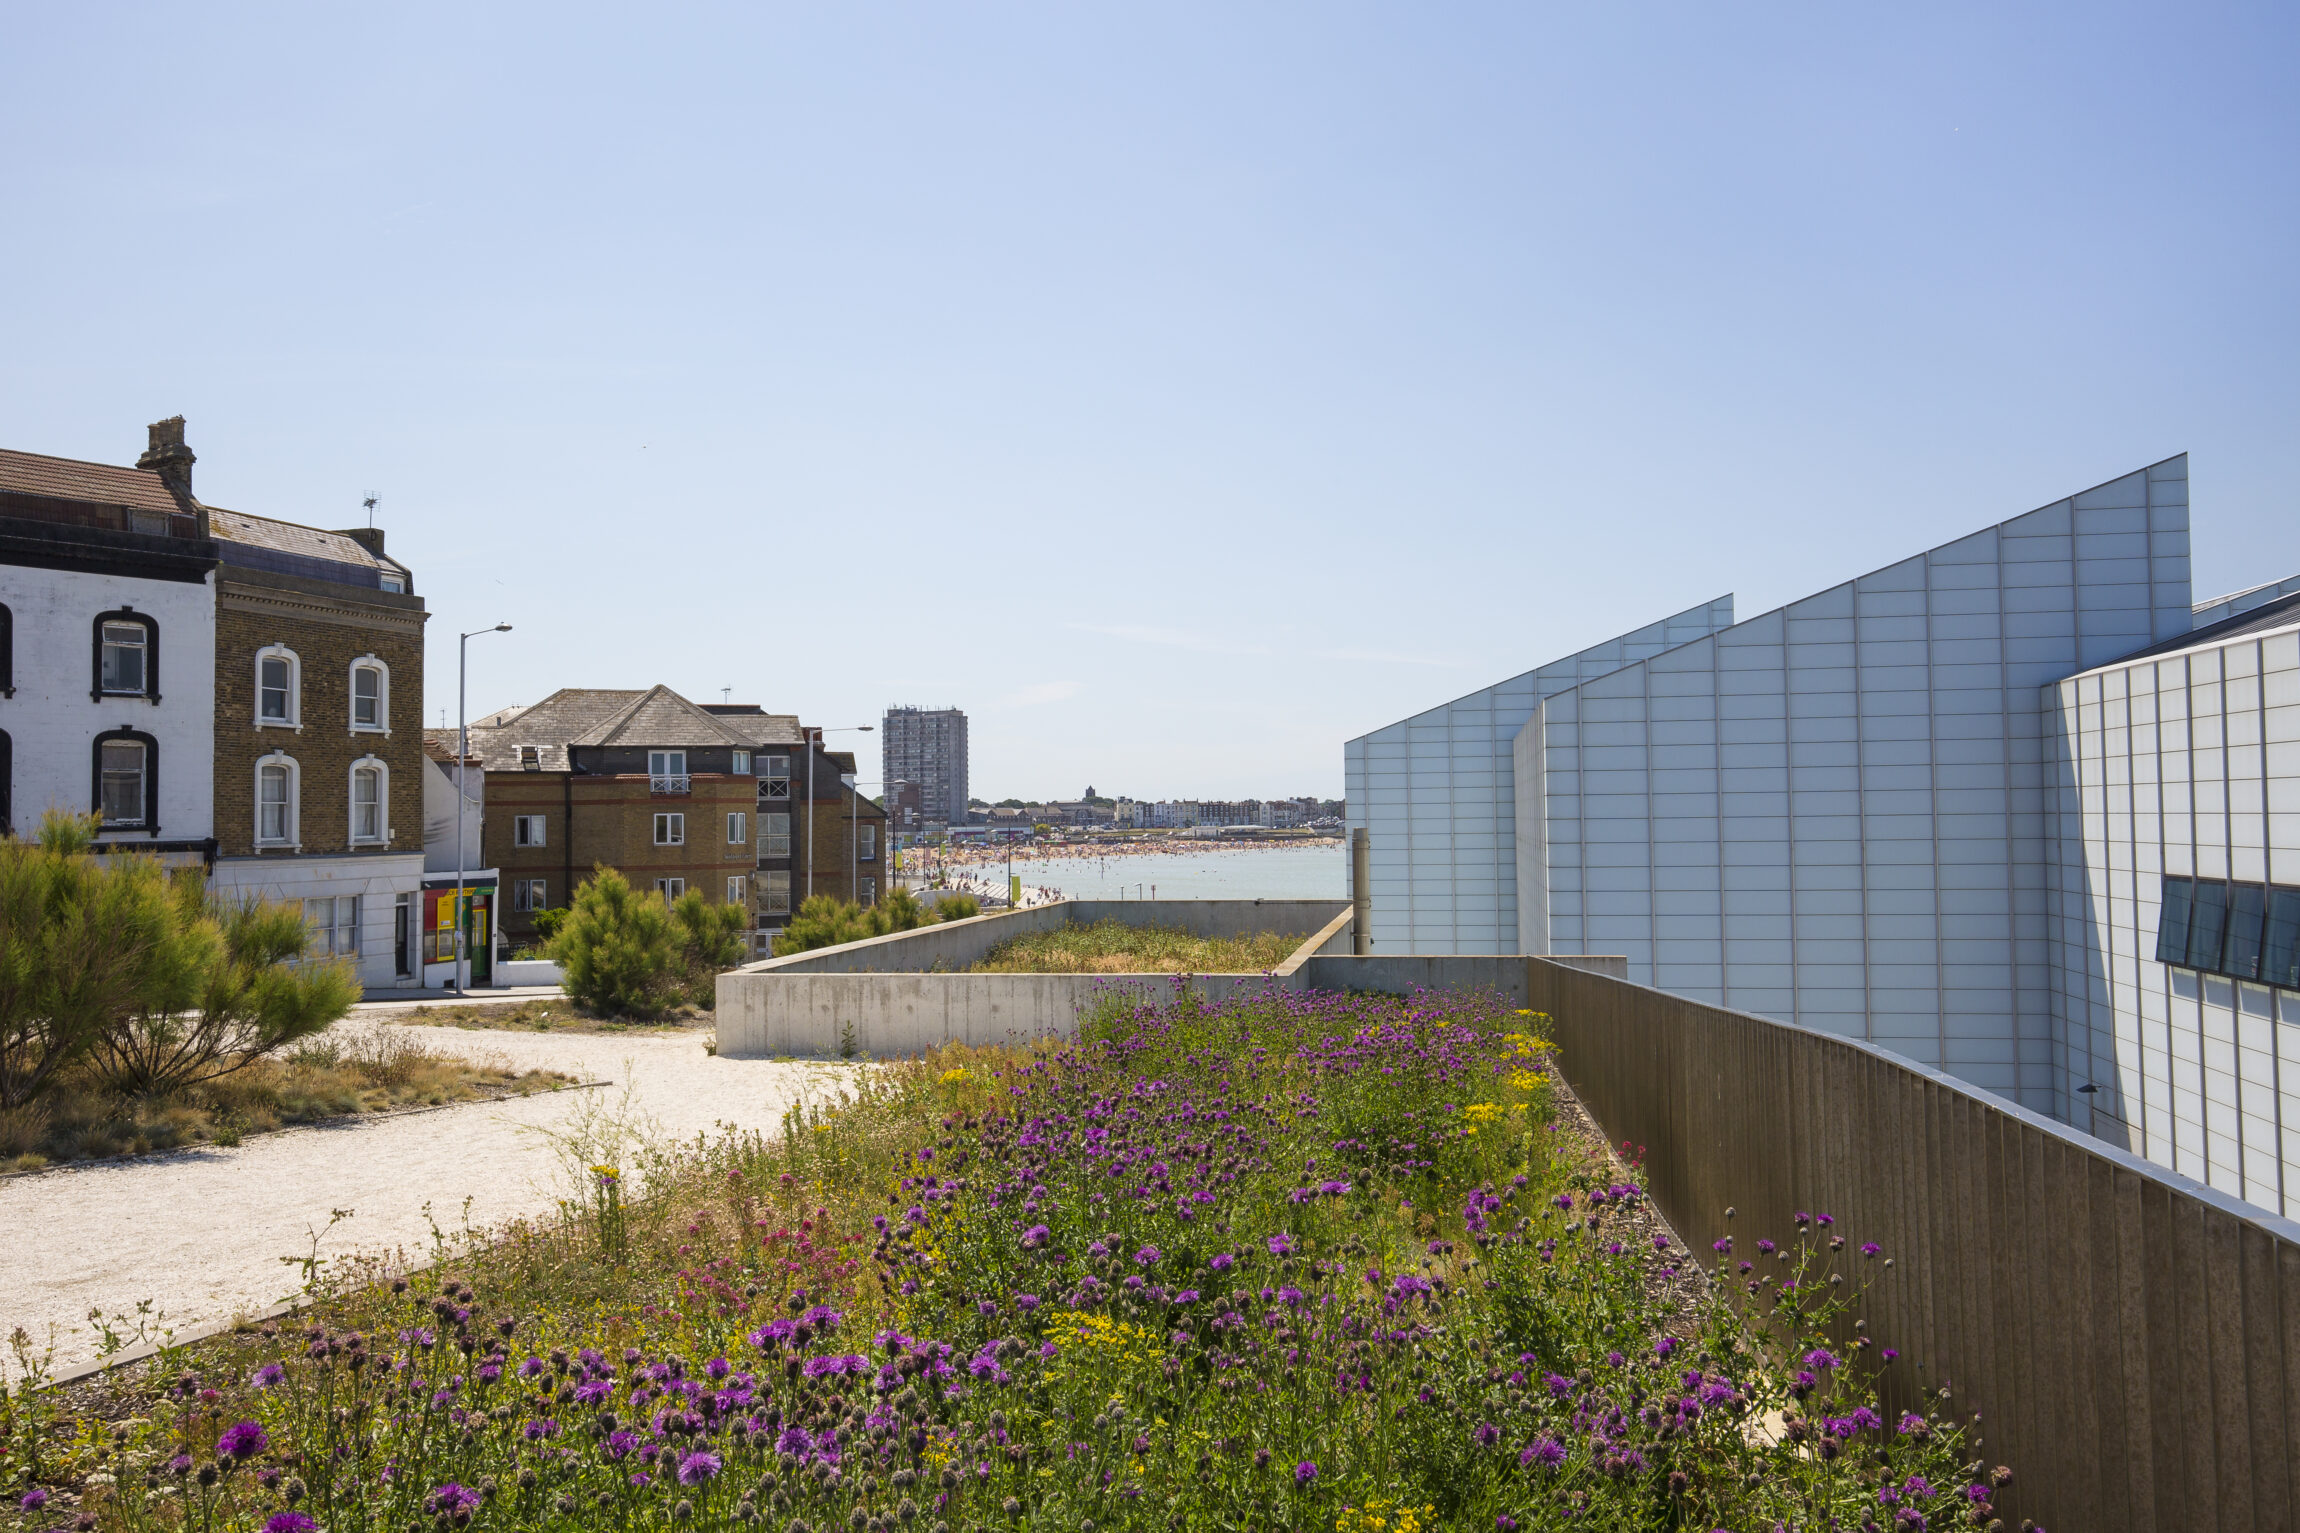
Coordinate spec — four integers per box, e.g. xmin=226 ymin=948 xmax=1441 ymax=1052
xmin=465 ymin=687 xmax=888 ymax=954
xmin=204 ymin=476 xmax=428 ymax=989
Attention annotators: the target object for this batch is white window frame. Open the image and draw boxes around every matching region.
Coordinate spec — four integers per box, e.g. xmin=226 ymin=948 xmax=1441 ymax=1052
xmin=656 ymin=877 xmax=685 ymax=901
xmin=255 ymin=645 xmax=302 ymax=731
xmin=255 ymin=751 xmax=301 ymax=849
xmin=858 ymin=823 xmax=877 ymax=861
xmin=761 ymin=870 xmax=791 ymax=914
xmin=648 ymin=750 xmax=687 ymax=777
xmin=732 ymin=750 xmax=751 ymax=775
xmin=727 ymin=810 xmax=746 ymax=844
xmin=512 ymin=878 xmax=547 ymax=912
xmin=348 ymin=655 xmax=390 ymax=735
xmin=97 ymin=737 xmax=149 ymax=826
xmin=727 ymin=875 xmax=746 ymax=903
xmin=307 ymin=894 xmax=360 ymax=958
xmin=859 ymin=877 xmax=875 ymax=906
xmin=348 ymin=755 xmax=390 ymax=845
xmin=99 ymin=620 xmax=152 ymax=697
xmin=761 ymin=812 xmax=791 ymax=857
xmin=654 ymin=811 xmax=685 ymax=846
xmin=514 ymin=814 xmax=547 ymax=847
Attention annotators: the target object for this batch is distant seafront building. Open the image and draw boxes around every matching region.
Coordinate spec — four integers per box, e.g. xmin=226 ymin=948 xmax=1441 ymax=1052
xmin=1350 ymin=455 xmax=2300 ymax=1218
xmin=882 ymin=705 xmax=968 ymax=829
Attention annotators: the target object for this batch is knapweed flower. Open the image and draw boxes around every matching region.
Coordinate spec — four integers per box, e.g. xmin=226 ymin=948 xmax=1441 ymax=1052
xmin=1133 ymin=1245 xmax=1161 ymax=1266
xmin=1803 ymin=1348 xmax=1841 ymax=1371
xmin=430 ymin=1483 xmax=483 ymax=1517
xmin=1521 ymin=1436 xmax=1567 ymax=1469
xmin=1862 ymin=1242 xmax=1883 ymax=1258
xmin=1293 ymin=1461 xmax=1319 ymax=1486
xmin=1208 ymin=1253 xmax=1235 ymax=1273
xmin=678 ymin=1451 xmax=723 ymax=1486
xmin=218 ymin=1420 xmax=270 ymax=1460
xmin=264 ymin=1515 xmax=316 ymax=1533
xmin=1020 ymin=1225 xmax=1050 ymax=1249
xmin=1473 ymin=1421 xmax=1501 ymax=1447
xmin=1266 ymin=1233 xmax=1295 ymax=1256
xmin=252 ymin=1362 xmax=286 ymax=1388
xmin=20 ymin=1490 xmax=47 ymax=1512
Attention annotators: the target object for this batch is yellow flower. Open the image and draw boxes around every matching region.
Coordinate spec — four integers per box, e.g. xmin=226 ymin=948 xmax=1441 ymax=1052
xmin=1462 ymin=1102 xmax=1503 ymax=1124
xmin=940 ymin=1067 xmax=969 ymax=1084
xmin=1509 ymin=1069 xmax=1546 ymax=1091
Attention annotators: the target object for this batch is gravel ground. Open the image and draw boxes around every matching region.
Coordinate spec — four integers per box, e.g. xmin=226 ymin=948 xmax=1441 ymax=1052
xmin=0 ymin=1017 xmax=851 ymax=1376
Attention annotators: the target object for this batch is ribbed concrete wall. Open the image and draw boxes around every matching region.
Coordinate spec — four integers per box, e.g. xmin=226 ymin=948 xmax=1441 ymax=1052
xmin=1528 ymin=955 xmax=2300 ymax=1533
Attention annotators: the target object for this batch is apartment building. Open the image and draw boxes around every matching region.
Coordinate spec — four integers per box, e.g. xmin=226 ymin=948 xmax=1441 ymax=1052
xmin=882 ymin=705 xmax=968 ymax=828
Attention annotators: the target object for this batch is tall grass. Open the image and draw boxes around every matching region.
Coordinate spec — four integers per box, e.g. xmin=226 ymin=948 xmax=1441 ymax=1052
xmin=968 ymin=919 xmax=1306 ymax=974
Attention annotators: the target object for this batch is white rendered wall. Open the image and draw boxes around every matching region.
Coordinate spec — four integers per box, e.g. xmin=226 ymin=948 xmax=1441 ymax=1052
xmin=1343 ymin=598 xmax=1734 ymax=955
xmin=0 ymin=562 xmax=215 ymax=841
xmin=1517 ymin=457 xmax=2194 ymax=1111
xmin=209 ymin=853 xmax=425 ymax=990
xmin=2042 ymin=620 xmax=2300 ymax=1216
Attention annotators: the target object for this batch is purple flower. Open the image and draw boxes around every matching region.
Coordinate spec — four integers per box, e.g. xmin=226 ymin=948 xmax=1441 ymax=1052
xmin=603 ymin=1430 xmax=641 ymax=1461
xmin=1134 ymin=1245 xmax=1161 ymax=1266
xmin=252 ymin=1363 xmax=286 ymax=1389
xmin=1021 ymin=1225 xmax=1050 ymax=1249
xmin=523 ymin=1417 xmax=560 ymax=1440
xmin=430 ymin=1483 xmax=483 ymax=1516
xmin=1803 ymin=1348 xmax=1840 ymax=1372
xmin=1861 ymin=1242 xmax=1883 ymax=1258
xmin=1208 ymin=1253 xmax=1235 ymax=1273
xmin=1293 ymin=1461 xmax=1319 ymax=1486
xmin=20 ymin=1490 xmax=48 ymax=1512
xmin=1521 ymin=1436 xmax=1566 ymax=1468
xmin=677 ymin=1450 xmax=723 ymax=1486
xmin=264 ymin=1515 xmax=316 ymax=1533
xmin=1266 ymin=1234 xmax=1295 ymax=1256
xmin=519 ymin=1356 xmax=547 ymax=1379
xmin=1712 ymin=1236 xmax=1732 ymax=1253
xmin=1473 ymin=1421 xmax=1501 ymax=1447
xmin=218 ymin=1419 xmax=270 ymax=1460
xmin=1016 ymin=1294 xmax=1040 ymax=1311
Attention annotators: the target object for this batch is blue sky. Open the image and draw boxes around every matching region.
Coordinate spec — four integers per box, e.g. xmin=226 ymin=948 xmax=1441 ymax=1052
xmin=5 ymin=4 xmax=2294 ymax=800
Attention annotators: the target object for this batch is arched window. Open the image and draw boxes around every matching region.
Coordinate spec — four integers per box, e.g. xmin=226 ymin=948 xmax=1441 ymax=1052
xmin=92 ymin=609 xmax=161 ymax=703
xmin=349 ymin=654 xmax=390 ymax=734
xmin=349 ymin=756 xmax=390 ymax=845
xmin=255 ymin=644 xmax=301 ymax=730
xmin=91 ymin=729 xmax=160 ymax=831
xmin=255 ymin=751 xmax=300 ymax=848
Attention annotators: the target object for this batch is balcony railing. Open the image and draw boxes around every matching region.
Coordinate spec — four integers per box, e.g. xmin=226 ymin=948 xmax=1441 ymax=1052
xmin=649 ymin=773 xmax=691 ymax=796
xmin=761 ymin=834 xmax=792 ymax=858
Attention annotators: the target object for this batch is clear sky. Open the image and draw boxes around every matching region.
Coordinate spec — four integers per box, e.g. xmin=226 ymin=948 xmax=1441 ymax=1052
xmin=5 ymin=4 xmax=2295 ymax=802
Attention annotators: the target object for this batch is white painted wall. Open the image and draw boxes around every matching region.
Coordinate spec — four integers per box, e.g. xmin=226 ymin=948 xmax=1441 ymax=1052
xmin=0 ymin=562 xmax=214 ymax=841
xmin=209 ymin=852 xmax=424 ymax=990
xmin=422 ymin=754 xmax=484 ymax=873
xmin=2043 ymin=618 xmax=2300 ymax=1216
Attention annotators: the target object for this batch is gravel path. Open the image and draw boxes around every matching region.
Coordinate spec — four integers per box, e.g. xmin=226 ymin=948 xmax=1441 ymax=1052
xmin=0 ymin=1018 xmax=851 ymax=1376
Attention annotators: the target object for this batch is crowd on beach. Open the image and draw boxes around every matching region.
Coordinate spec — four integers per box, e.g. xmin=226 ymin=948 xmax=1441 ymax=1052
xmin=904 ymin=833 xmax=1340 ymax=909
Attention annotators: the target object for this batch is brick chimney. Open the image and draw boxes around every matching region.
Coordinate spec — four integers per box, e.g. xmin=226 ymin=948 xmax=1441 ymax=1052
xmin=137 ymin=416 xmax=196 ymax=498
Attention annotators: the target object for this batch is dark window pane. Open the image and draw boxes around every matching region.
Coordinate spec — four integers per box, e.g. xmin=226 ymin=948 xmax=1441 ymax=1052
xmin=2226 ymin=883 xmax=2268 ymax=981
xmin=2266 ymin=888 xmax=2300 ymax=991
xmin=2187 ymin=881 xmax=2231 ymax=973
xmin=2156 ymin=877 xmax=2194 ymax=966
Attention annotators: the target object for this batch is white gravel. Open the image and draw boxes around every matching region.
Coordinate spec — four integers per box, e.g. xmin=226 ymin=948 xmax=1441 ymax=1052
xmin=0 ymin=1017 xmax=851 ymax=1376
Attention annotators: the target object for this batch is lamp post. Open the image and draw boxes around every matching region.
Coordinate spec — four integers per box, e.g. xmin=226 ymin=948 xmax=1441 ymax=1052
xmin=454 ymin=622 xmax=513 ymax=994
xmin=803 ymin=724 xmax=872 ymax=902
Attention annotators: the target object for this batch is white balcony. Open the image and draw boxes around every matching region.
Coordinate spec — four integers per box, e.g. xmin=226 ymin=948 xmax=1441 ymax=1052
xmin=650 ymin=773 xmax=691 ymax=796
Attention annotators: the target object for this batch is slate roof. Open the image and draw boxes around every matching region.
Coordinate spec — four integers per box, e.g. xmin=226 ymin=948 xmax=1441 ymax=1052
xmin=0 ymin=448 xmax=188 ymax=514
xmin=463 ymin=686 xmax=806 ymax=770
xmin=210 ymin=507 xmax=400 ymax=574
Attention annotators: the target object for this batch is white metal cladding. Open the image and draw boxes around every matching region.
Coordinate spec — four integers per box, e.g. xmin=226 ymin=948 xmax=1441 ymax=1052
xmin=1344 ymin=597 xmax=1735 ymax=955
xmin=2192 ymin=574 xmax=2300 ymax=628
xmin=2043 ymin=617 xmax=2300 ymax=1217
xmin=1516 ymin=456 xmax=2195 ymax=1113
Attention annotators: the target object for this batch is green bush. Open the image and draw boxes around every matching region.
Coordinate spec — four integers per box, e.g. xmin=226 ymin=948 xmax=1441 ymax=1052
xmin=770 ymin=887 xmax=952 ymax=957
xmin=554 ymin=869 xmax=751 ymax=1017
xmin=0 ymin=812 xmax=358 ymax=1109
xmin=934 ymin=891 xmax=980 ymax=921
xmin=528 ymin=906 xmax=570 ymax=945
xmin=552 ymin=868 xmax=679 ymax=1018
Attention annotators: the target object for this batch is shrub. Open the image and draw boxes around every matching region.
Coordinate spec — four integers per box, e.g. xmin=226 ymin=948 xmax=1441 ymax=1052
xmin=769 ymin=888 xmax=949 ymax=957
xmin=555 ymin=871 xmax=751 ymax=1016
xmin=0 ymin=811 xmax=356 ymax=1107
xmin=553 ymin=867 xmax=679 ymax=1018
xmin=528 ymin=905 xmax=570 ymax=945
xmin=934 ymin=891 xmax=981 ymax=921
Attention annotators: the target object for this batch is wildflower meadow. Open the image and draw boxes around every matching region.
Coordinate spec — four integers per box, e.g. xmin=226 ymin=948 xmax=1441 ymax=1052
xmin=2 ymin=988 xmax=2015 ymax=1533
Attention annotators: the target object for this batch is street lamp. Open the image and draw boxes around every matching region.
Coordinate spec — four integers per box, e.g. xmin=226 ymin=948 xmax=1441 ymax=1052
xmin=803 ymin=724 xmax=871 ymax=902
xmin=454 ymin=623 xmax=513 ymax=994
